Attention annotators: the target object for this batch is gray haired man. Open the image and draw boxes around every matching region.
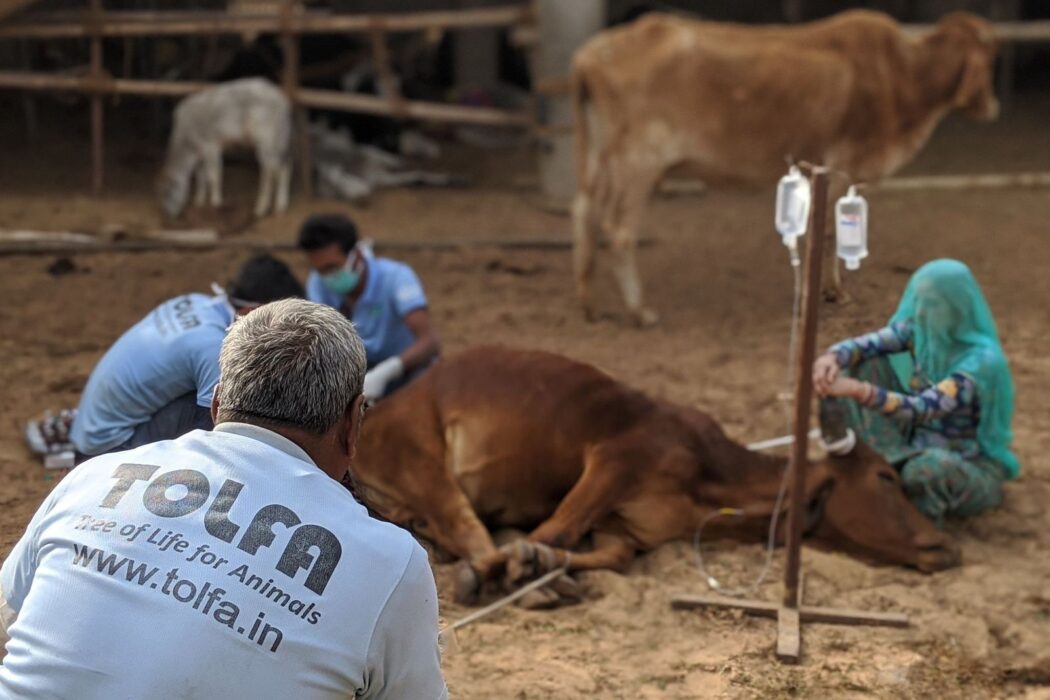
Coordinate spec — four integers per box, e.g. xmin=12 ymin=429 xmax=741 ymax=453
xmin=0 ymin=299 xmax=447 ymax=699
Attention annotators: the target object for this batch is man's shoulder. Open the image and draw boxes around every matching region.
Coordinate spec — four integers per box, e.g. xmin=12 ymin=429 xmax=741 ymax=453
xmin=375 ymin=257 xmax=419 ymax=280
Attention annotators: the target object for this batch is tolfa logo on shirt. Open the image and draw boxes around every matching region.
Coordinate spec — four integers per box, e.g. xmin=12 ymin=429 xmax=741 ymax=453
xmin=100 ymin=464 xmax=341 ymax=595
xmin=172 ymin=296 xmax=201 ymax=330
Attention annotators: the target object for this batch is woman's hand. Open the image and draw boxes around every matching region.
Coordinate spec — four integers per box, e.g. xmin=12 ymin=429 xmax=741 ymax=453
xmin=822 ymin=376 xmax=870 ymax=402
xmin=813 ymin=353 xmax=841 ymax=395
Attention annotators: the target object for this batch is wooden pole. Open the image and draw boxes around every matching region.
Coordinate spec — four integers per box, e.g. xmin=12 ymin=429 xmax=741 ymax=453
xmin=532 ymin=0 xmax=604 ymax=205
xmin=368 ymin=20 xmax=408 ymax=120
xmin=668 ymin=166 xmax=909 ymax=662
xmin=781 ymin=166 xmax=828 ymax=610
xmin=0 ymin=71 xmax=531 ymax=127
xmin=280 ymin=0 xmax=312 ymax=199
xmin=0 ymin=6 xmax=531 ymax=39
xmin=88 ymin=0 xmax=103 ymax=195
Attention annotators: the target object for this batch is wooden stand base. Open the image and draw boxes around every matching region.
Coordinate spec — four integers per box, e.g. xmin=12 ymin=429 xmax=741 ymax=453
xmin=671 ymin=583 xmax=908 ymax=664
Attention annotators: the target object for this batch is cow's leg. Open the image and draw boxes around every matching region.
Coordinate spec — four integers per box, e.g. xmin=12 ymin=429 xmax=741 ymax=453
xmin=470 ymin=530 xmax=637 ymax=610
xmin=274 ymin=161 xmax=291 ymax=213
xmin=822 ymin=178 xmax=849 ymax=302
xmin=203 ymin=146 xmax=223 ymax=208
xmin=458 ymin=441 xmax=640 ymax=603
xmin=254 ymin=160 xmax=276 ymax=218
xmin=572 ymin=191 xmax=600 ymax=321
xmin=608 ymin=165 xmax=661 ymax=327
xmin=192 ymin=162 xmax=208 ymax=208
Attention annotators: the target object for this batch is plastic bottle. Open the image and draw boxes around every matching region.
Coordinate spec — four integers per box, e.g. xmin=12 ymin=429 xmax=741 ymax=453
xmin=774 ymin=165 xmax=811 ymax=251
xmin=835 ymin=185 xmax=868 ymax=270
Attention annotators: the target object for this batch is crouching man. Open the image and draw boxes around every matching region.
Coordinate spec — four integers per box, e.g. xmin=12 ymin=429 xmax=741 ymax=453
xmin=298 ymin=214 xmax=440 ymax=401
xmin=68 ymin=254 xmax=302 ymax=462
xmin=0 ymin=299 xmax=447 ymax=699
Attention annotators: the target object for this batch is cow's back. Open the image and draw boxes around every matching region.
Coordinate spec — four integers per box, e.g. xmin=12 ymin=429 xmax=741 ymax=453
xmin=573 ymin=10 xmax=913 ymax=182
xmin=359 ymin=347 xmax=661 ymax=527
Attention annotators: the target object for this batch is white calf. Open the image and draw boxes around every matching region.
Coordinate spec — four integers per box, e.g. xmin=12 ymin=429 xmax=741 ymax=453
xmin=159 ymin=78 xmax=291 ymax=219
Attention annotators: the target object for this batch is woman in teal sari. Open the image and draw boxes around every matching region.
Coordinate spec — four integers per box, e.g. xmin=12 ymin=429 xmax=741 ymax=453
xmin=813 ymin=259 xmax=1019 ymax=525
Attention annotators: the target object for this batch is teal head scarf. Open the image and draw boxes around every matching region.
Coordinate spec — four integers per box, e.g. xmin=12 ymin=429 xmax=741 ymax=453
xmin=888 ymin=259 xmax=1019 ymax=478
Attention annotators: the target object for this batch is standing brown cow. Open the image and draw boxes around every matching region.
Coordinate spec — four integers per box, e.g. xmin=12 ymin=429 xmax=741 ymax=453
xmin=351 ymin=347 xmax=958 ymax=606
xmin=572 ymin=10 xmax=999 ymax=326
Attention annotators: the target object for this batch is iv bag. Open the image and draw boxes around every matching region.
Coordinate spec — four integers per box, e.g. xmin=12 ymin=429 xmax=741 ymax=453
xmin=775 ymin=165 xmax=811 ymax=247
xmin=835 ymin=185 xmax=868 ymax=270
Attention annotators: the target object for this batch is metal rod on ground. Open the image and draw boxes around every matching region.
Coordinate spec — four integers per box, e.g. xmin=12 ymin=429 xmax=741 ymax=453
xmin=89 ymin=0 xmax=103 ymax=195
xmin=781 ymin=166 xmax=828 ymax=613
xmin=0 ymin=232 xmax=657 ymax=256
xmin=441 ymin=566 xmax=568 ymax=641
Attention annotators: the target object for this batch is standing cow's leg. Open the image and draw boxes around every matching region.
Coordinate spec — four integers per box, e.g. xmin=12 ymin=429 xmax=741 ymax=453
xmin=274 ymin=161 xmax=291 ymax=213
xmin=203 ymin=146 xmax=223 ymax=208
xmin=254 ymin=160 xmax=276 ymax=218
xmin=822 ymin=174 xmax=850 ymax=302
xmin=608 ymin=164 xmax=662 ymax=327
xmin=572 ymin=191 xmax=600 ymax=321
xmin=192 ymin=162 xmax=208 ymax=208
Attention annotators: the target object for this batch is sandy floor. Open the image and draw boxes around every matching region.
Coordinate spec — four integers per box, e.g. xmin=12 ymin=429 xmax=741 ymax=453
xmin=0 ymin=94 xmax=1049 ymax=698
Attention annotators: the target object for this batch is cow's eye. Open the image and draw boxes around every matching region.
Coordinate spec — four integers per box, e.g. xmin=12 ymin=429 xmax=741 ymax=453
xmin=878 ymin=471 xmax=897 ymax=484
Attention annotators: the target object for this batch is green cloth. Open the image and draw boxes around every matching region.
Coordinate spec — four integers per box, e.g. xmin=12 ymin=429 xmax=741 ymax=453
xmin=887 ymin=259 xmax=1020 ymax=479
xmin=833 ymin=359 xmax=1005 ymax=524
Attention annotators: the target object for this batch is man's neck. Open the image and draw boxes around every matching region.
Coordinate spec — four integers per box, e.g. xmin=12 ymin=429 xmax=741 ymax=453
xmin=342 ymin=260 xmax=370 ymax=311
xmin=225 ymin=419 xmax=347 ymax=481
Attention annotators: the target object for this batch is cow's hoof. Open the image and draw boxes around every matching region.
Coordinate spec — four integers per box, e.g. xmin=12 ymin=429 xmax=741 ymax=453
xmin=515 ymin=575 xmax=583 ymax=610
xmin=633 ymin=308 xmax=660 ymax=328
xmin=502 ymin=540 xmax=562 ymax=587
xmin=453 ymin=562 xmax=481 ymax=605
xmin=516 ymin=587 xmax=562 ymax=610
xmin=822 ymin=286 xmax=851 ymax=304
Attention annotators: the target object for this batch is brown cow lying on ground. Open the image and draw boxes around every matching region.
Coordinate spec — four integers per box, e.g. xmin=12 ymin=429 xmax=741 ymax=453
xmin=351 ymin=347 xmax=959 ymax=606
xmin=571 ymin=10 xmax=999 ymax=325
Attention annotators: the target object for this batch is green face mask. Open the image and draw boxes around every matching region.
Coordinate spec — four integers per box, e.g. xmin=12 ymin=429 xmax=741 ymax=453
xmin=322 ymin=263 xmax=361 ymax=296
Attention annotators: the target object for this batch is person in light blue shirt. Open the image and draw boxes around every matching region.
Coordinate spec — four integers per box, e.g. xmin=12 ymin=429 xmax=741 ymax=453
xmin=69 ymin=254 xmax=303 ymax=460
xmin=0 ymin=299 xmax=446 ymax=699
xmin=298 ymin=214 xmax=441 ymax=400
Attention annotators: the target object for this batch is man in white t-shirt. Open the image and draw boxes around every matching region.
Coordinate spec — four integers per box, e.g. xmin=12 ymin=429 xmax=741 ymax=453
xmin=0 ymin=299 xmax=447 ymax=699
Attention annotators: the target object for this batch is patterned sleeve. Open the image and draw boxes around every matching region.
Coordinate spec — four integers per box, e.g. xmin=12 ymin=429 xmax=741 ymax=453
xmin=866 ymin=372 xmax=977 ymax=423
xmin=829 ymin=320 xmax=914 ymax=368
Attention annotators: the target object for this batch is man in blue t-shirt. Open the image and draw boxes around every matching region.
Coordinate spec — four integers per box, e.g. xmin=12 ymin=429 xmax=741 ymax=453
xmin=68 ymin=255 xmax=303 ymax=461
xmin=297 ymin=214 xmax=440 ymax=400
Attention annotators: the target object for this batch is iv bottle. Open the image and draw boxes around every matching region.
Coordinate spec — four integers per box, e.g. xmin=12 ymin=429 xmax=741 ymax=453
xmin=775 ymin=165 xmax=811 ymax=249
xmin=835 ymin=185 xmax=868 ymax=270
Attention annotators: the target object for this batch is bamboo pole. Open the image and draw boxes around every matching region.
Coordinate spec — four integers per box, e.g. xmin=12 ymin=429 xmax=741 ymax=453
xmin=0 ymin=6 xmax=530 ymax=39
xmin=368 ymin=21 xmax=408 ymax=120
xmin=781 ymin=167 xmax=828 ymax=610
xmin=279 ymin=0 xmax=312 ymax=199
xmin=0 ymin=71 xmax=531 ymax=127
xmin=296 ymin=86 xmax=531 ymax=127
xmin=88 ymin=0 xmax=103 ymax=195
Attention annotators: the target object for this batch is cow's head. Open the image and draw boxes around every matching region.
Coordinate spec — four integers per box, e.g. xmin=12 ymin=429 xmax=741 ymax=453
xmin=806 ymin=399 xmax=959 ymax=572
xmin=934 ymin=12 xmax=999 ymax=121
xmin=157 ymin=169 xmax=191 ymax=219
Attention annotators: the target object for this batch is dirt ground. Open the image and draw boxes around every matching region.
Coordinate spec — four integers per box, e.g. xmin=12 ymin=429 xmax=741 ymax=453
xmin=0 ymin=93 xmax=1049 ymax=698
